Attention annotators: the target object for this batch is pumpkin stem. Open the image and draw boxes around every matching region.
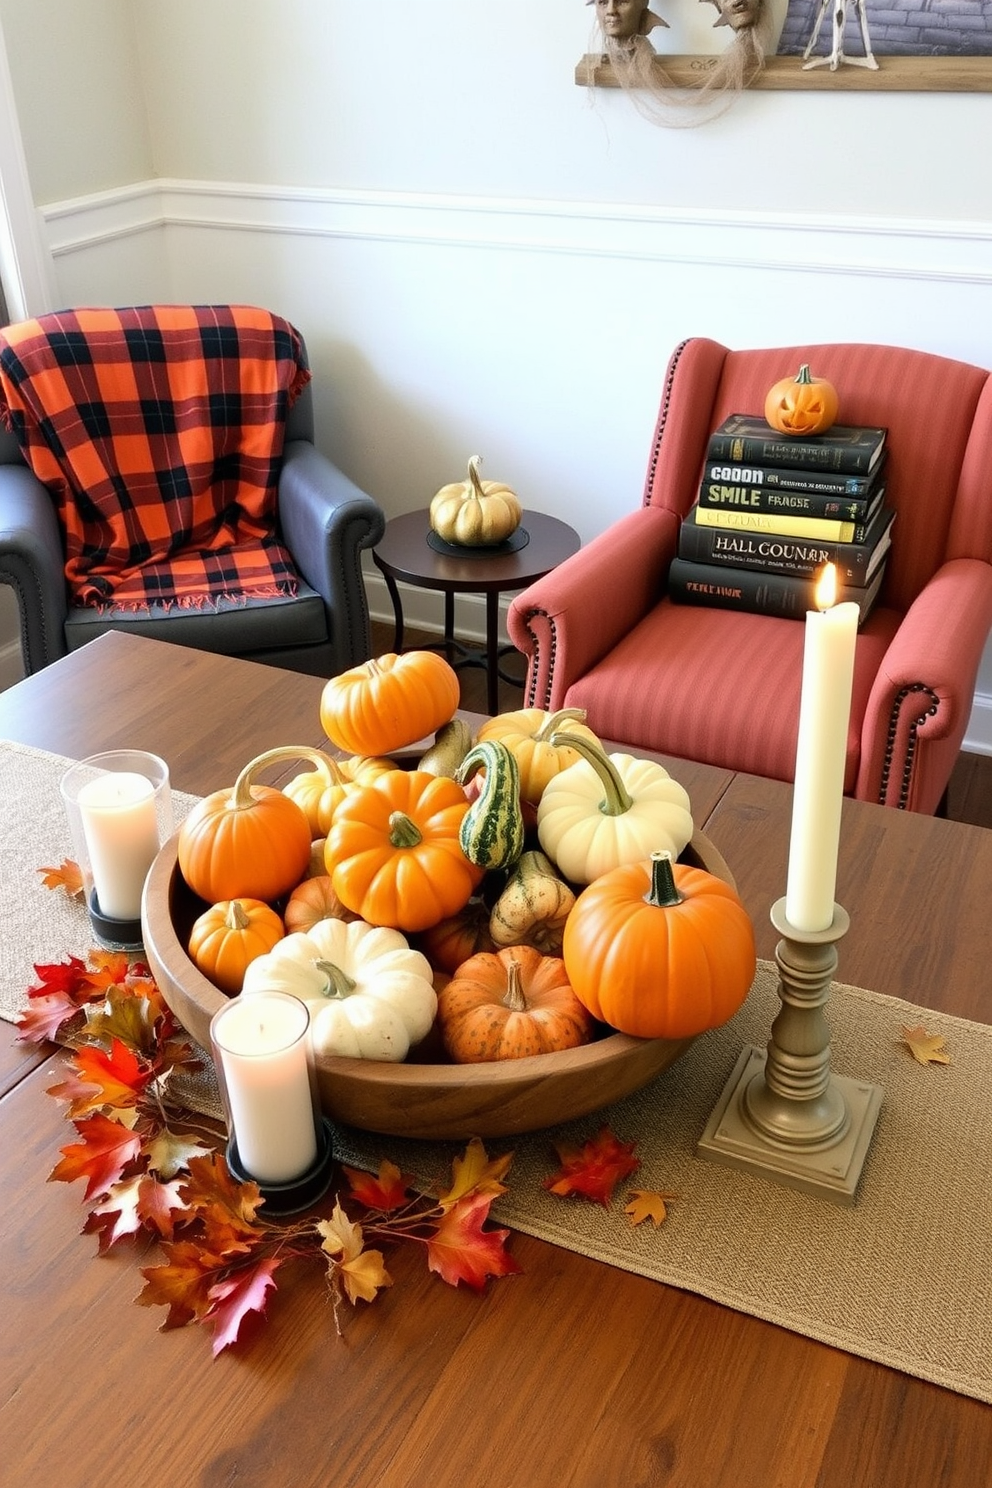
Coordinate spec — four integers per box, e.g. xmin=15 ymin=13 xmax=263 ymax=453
xmin=314 ymin=958 xmax=357 ymax=999
xmin=388 ymin=810 xmax=424 ymax=848
xmin=644 ymin=851 xmax=683 ymax=910
xmin=231 ymin=746 xmax=340 ymax=811
xmin=466 ymin=455 xmax=486 ymax=501
xmin=549 ymin=730 xmax=634 ymax=817
xmin=795 ymin=363 xmax=813 ymax=384
xmin=533 ymin=707 xmax=588 ymax=744
xmin=226 ymin=900 xmax=251 ymax=931
xmin=502 ymin=957 xmax=528 ymax=1013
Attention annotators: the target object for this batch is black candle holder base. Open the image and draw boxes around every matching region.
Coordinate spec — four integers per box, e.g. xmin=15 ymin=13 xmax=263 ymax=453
xmin=87 ymin=888 xmax=144 ymax=951
xmin=226 ymin=1117 xmax=336 ymax=1217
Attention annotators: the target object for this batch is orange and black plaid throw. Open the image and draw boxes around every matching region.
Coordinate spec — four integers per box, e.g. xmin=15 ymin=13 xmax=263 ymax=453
xmin=0 ymin=304 xmax=311 ymax=610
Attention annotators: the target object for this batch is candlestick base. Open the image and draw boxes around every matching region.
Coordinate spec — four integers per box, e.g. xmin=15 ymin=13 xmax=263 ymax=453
xmin=226 ymin=1116 xmax=336 ymax=1217
xmin=697 ymin=898 xmax=883 ymax=1206
xmin=87 ymin=888 xmax=144 ymax=952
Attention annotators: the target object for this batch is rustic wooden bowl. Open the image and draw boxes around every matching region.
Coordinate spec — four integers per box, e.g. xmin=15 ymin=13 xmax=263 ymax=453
xmin=141 ymin=830 xmax=737 ymax=1141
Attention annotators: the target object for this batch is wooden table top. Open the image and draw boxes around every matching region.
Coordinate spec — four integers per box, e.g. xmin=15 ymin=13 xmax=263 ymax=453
xmin=2 ymin=632 xmax=990 ymax=1488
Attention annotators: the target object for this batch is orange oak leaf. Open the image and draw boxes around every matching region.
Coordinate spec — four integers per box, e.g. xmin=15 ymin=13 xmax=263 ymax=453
xmin=342 ymin=1159 xmax=413 ymax=1213
xmin=624 ymin=1189 xmax=677 ymax=1228
xmin=426 ymin=1191 xmax=521 ymax=1291
xmin=206 ymin=1256 xmax=283 ymax=1356
xmin=544 ymin=1126 xmax=641 ymax=1207
xmin=49 ymin=1112 xmax=143 ymax=1200
xmin=438 ymin=1136 xmax=513 ymax=1212
xmin=902 ymin=1025 xmax=952 ymax=1066
xmin=37 ymin=858 xmax=84 ymax=897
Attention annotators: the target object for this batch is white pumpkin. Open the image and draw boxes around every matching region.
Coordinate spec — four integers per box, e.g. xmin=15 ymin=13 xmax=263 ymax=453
xmin=241 ymin=918 xmax=436 ymax=1061
xmin=536 ymin=732 xmax=693 ymax=886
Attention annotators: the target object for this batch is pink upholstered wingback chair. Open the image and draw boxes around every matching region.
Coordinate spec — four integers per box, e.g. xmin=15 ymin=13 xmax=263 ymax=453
xmin=507 ymin=338 xmax=992 ymax=814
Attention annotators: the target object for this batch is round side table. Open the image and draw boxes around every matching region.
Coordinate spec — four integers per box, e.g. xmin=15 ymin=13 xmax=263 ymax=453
xmin=372 ymin=509 xmax=581 ymax=716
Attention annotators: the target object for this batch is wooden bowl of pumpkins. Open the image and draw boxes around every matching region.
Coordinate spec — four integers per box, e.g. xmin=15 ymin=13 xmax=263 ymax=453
xmin=142 ymin=650 xmax=757 ymax=1141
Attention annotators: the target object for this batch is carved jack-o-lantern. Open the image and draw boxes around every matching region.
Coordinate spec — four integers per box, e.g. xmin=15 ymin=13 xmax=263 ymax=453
xmin=764 ymin=364 xmax=839 ymax=436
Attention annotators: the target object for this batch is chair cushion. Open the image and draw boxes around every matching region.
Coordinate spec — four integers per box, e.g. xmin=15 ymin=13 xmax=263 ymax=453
xmin=0 ymin=305 xmax=311 ymax=610
xmin=64 ymin=583 xmax=329 ymax=655
xmin=564 ymin=597 xmax=901 ymax=789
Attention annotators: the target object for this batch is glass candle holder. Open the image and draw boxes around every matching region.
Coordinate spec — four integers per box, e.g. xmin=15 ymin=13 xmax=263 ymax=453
xmin=210 ymin=991 xmax=334 ymax=1215
xmin=60 ymin=750 xmax=173 ymax=950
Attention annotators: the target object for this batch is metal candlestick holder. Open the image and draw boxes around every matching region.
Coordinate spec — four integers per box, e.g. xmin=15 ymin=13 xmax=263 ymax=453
xmin=697 ymin=897 xmax=883 ymax=1206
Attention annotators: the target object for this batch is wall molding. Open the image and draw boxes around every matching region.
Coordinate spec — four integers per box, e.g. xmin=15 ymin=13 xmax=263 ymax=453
xmin=42 ymin=178 xmax=992 ymax=288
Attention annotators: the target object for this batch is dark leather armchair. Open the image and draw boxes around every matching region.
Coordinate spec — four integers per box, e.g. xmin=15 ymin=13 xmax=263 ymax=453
xmin=508 ymin=338 xmax=992 ymax=814
xmin=0 ymin=306 xmax=385 ymax=678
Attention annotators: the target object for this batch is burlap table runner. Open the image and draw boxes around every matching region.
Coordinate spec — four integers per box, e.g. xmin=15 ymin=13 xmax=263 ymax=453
xmin=3 ymin=739 xmax=990 ymax=1403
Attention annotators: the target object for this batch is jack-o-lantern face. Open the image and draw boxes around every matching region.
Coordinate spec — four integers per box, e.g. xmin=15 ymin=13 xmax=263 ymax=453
xmin=764 ymin=364 xmax=839 ymax=436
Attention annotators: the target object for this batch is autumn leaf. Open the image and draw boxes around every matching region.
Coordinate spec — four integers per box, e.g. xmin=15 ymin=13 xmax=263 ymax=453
xmin=902 ymin=1025 xmax=952 ymax=1066
xmin=426 ymin=1192 xmax=521 ymax=1291
xmin=206 ymin=1257 xmax=282 ymax=1356
xmin=144 ymin=1128 xmax=212 ymax=1181
xmin=137 ymin=1239 xmax=230 ymax=1329
xmin=318 ymin=1202 xmax=393 ymax=1306
xmin=49 ymin=1112 xmax=143 ymax=1200
xmin=179 ymin=1152 xmax=265 ymax=1255
xmin=625 ymin=1189 xmax=677 ymax=1229
xmin=342 ymin=1159 xmax=413 ymax=1213
xmin=544 ymin=1126 xmax=641 ymax=1207
xmin=15 ymin=993 xmax=81 ymax=1045
xmin=37 ymin=858 xmax=84 ymax=897
xmin=438 ymin=1136 xmax=513 ymax=1212
xmin=83 ymin=1175 xmax=147 ymax=1251
xmin=48 ymin=1037 xmax=154 ymax=1116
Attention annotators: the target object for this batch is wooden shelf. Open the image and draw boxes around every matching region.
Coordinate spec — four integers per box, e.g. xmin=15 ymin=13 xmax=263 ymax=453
xmin=576 ymin=52 xmax=992 ymax=93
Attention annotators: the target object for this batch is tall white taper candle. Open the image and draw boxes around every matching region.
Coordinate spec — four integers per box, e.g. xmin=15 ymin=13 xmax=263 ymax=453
xmin=784 ymin=565 xmax=859 ymax=933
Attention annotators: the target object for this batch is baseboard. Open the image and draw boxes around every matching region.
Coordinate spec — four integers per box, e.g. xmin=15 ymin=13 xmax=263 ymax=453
xmin=365 ymin=571 xmax=510 ymax=649
xmin=963 ymin=692 xmax=992 ymax=758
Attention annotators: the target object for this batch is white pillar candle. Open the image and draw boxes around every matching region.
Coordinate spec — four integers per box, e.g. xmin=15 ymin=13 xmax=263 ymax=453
xmin=785 ymin=565 xmax=859 ymax=933
xmin=211 ymin=994 xmax=318 ymax=1185
xmin=76 ymin=769 xmax=161 ymax=921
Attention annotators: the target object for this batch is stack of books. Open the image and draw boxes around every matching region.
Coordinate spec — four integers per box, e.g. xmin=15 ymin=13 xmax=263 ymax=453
xmin=669 ymin=413 xmax=894 ymax=623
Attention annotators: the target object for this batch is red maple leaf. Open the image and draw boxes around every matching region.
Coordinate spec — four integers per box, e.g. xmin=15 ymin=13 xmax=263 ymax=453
xmin=543 ymin=1126 xmax=641 ymax=1208
xmin=426 ymin=1191 xmax=521 ymax=1291
xmin=205 ymin=1257 xmax=283 ymax=1355
xmin=49 ymin=1112 xmax=143 ymax=1200
xmin=342 ymin=1159 xmax=413 ymax=1212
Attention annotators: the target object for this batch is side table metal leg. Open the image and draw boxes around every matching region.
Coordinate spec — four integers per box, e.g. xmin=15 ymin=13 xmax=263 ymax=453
xmin=444 ymin=591 xmax=456 ymax=664
xmin=381 ymin=569 xmax=405 ymax=652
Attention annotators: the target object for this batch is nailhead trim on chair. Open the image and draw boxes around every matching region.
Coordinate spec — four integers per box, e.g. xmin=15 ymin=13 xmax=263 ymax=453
xmin=643 ymin=338 xmax=692 ymax=509
xmin=880 ymin=682 xmax=941 ymax=810
xmin=522 ymin=606 xmax=555 ymax=711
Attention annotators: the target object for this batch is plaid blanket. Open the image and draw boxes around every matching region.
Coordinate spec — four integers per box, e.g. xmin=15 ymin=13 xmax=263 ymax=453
xmin=0 ymin=304 xmax=311 ymax=610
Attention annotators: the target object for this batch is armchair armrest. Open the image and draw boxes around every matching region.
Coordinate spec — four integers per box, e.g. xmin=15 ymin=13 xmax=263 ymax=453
xmin=277 ymin=441 xmax=386 ymax=673
xmin=507 ymin=506 xmax=680 ymax=711
xmin=0 ymin=464 xmax=68 ymax=674
xmin=856 ymin=558 xmax=992 ymax=812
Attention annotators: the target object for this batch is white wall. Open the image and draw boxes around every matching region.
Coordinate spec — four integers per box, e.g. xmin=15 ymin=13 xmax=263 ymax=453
xmin=2 ymin=0 xmax=992 ymax=745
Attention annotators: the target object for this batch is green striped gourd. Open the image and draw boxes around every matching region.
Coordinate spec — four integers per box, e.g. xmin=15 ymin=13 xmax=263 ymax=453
xmin=456 ymin=740 xmax=525 ymax=871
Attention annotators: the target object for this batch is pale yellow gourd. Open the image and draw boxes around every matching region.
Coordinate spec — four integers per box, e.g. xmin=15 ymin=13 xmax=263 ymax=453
xmin=537 ymin=732 xmax=693 ymax=886
xmin=429 ymin=456 xmax=522 ymax=547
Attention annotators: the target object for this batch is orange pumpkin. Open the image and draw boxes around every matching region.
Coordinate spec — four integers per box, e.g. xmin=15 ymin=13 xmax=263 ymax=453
xmin=283 ymin=874 xmax=359 ymax=935
xmin=325 ymin=769 xmax=484 ymax=932
xmin=416 ymin=896 xmax=496 ymax=975
xmin=562 ymin=851 xmax=756 ymax=1040
xmin=319 ymin=651 xmax=460 ymax=756
xmin=436 ymin=945 xmax=595 ymax=1062
xmin=178 ymin=749 xmax=313 ymax=905
xmin=764 ymin=364 xmax=839 ymax=436
xmin=188 ymin=898 xmax=285 ymax=996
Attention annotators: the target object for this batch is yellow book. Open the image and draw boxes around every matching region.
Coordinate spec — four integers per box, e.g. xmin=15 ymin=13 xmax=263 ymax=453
xmin=693 ymin=504 xmax=860 ymax=543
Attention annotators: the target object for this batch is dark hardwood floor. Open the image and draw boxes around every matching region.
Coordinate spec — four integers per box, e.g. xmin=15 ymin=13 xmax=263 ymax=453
xmin=370 ymin=619 xmax=992 ymax=831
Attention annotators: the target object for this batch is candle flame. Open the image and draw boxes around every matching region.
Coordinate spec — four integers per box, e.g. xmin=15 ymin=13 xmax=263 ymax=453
xmin=814 ymin=563 xmax=838 ymax=612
